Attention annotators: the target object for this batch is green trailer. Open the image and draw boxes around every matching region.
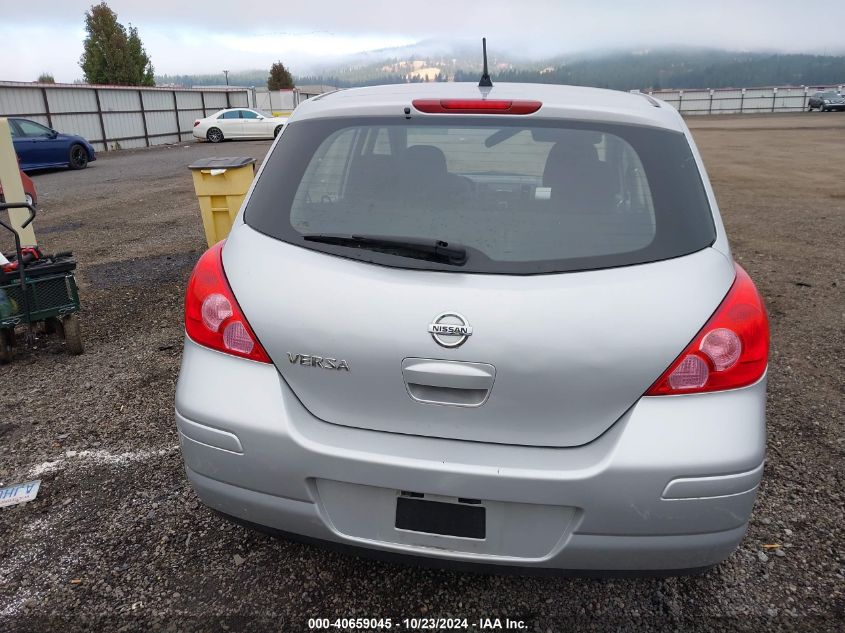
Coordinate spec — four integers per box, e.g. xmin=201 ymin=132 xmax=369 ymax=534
xmin=0 ymin=202 xmax=83 ymax=363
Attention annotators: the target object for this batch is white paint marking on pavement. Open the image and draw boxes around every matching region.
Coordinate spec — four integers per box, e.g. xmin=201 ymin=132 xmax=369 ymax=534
xmin=2 ymin=447 xmax=180 ymax=617
xmin=27 ymin=446 xmax=180 ymax=478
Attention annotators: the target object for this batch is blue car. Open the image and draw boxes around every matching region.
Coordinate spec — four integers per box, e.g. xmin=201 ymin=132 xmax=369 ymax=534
xmin=9 ymin=118 xmax=97 ymax=171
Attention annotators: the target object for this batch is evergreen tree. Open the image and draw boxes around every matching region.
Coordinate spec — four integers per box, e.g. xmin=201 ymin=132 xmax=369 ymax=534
xmin=79 ymin=2 xmax=154 ymax=86
xmin=267 ymin=62 xmax=294 ymax=90
xmin=125 ymin=24 xmax=155 ymax=85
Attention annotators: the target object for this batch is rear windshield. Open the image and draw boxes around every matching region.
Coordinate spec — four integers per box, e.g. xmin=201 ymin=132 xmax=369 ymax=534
xmin=245 ymin=117 xmax=715 ymax=274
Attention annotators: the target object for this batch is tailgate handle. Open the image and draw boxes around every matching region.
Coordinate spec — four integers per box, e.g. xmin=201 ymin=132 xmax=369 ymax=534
xmin=401 ymin=358 xmax=496 ymax=407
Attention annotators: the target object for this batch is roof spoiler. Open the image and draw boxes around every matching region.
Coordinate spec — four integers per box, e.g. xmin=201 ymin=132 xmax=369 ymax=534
xmin=629 ymin=90 xmax=661 ymax=108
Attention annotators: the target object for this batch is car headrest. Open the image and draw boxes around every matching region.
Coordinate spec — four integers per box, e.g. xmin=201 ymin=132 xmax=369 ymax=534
xmin=405 ymin=145 xmax=449 ymax=179
xmin=543 ymin=135 xmax=602 ymax=186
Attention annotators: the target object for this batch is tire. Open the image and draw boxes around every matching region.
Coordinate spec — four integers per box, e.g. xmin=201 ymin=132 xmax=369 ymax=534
xmin=0 ymin=329 xmax=13 ymax=364
xmin=819 ymin=105 xmax=826 ymax=112
xmin=69 ymin=143 xmax=89 ymax=170
xmin=273 ymin=125 xmax=283 ymax=138
xmin=62 ymin=313 xmax=84 ymax=355
xmin=0 ymin=194 xmax=33 ymax=206
xmin=206 ymin=127 xmax=224 ymax=143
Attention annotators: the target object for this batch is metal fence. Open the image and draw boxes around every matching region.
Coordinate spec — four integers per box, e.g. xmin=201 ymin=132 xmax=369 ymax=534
xmin=0 ymin=82 xmax=249 ymax=151
xmin=647 ymin=84 xmax=844 ymax=115
xmin=2 ymin=81 xmax=843 ymax=153
xmin=250 ymin=87 xmax=329 ymax=115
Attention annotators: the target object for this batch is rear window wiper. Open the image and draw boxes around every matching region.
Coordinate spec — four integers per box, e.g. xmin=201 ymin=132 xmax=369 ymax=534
xmin=303 ymin=233 xmax=468 ymax=265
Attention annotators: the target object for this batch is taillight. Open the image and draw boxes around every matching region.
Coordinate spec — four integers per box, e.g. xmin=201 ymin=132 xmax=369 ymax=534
xmin=193 ymin=120 xmax=200 ymax=127
xmin=184 ymin=241 xmax=271 ymax=363
xmin=646 ymin=264 xmax=769 ymax=395
xmin=412 ymin=99 xmax=542 ymax=114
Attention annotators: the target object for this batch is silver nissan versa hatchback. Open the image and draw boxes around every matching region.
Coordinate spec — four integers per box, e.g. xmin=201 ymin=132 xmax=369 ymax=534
xmin=176 ymin=81 xmax=769 ymax=574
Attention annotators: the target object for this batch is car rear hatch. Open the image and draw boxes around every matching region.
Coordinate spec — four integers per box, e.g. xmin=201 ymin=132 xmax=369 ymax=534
xmin=224 ymin=107 xmax=729 ymax=447
xmin=225 ymin=227 xmax=733 ymax=447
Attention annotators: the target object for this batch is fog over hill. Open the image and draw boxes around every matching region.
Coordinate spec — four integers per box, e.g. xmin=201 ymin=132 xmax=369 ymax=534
xmin=157 ymin=44 xmax=845 ymax=91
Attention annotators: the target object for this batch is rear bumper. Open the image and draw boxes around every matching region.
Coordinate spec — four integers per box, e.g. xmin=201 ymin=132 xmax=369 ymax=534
xmin=175 ymin=338 xmax=767 ymax=572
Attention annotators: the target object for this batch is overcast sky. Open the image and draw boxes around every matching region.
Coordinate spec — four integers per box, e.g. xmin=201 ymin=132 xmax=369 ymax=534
xmin=2 ymin=0 xmax=844 ymax=82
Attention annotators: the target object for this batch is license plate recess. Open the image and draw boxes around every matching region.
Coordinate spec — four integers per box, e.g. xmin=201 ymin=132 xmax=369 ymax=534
xmin=395 ymin=496 xmax=486 ymax=539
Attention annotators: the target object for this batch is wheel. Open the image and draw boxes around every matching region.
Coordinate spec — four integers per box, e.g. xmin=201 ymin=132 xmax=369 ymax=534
xmin=273 ymin=125 xmax=283 ymax=138
xmin=819 ymin=105 xmax=826 ymax=112
xmin=68 ymin=144 xmax=89 ymax=170
xmin=206 ymin=127 xmax=224 ymax=143
xmin=0 ymin=193 xmax=33 ymax=205
xmin=0 ymin=329 xmax=13 ymax=364
xmin=62 ymin=314 xmax=84 ymax=355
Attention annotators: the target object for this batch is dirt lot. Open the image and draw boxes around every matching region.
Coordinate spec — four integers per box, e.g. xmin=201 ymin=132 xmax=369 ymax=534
xmin=1 ymin=114 xmax=843 ymax=632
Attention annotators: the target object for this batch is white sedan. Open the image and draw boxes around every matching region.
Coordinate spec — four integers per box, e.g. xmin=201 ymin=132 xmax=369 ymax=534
xmin=193 ymin=108 xmax=288 ymax=143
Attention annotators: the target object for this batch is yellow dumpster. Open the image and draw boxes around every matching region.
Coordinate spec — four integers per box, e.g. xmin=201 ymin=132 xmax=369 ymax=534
xmin=188 ymin=157 xmax=256 ymax=246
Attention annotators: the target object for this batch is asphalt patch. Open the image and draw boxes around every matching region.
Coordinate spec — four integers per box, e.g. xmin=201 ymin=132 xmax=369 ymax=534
xmin=84 ymin=252 xmax=199 ymax=289
xmin=38 ymin=222 xmax=84 ymax=236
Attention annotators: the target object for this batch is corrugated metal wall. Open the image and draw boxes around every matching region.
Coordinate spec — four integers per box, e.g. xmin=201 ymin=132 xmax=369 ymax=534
xmin=0 ymin=82 xmax=250 ymax=151
xmin=3 ymin=81 xmax=842 ymax=152
xmin=250 ymin=88 xmax=324 ymax=114
xmin=649 ymin=84 xmax=844 ymax=115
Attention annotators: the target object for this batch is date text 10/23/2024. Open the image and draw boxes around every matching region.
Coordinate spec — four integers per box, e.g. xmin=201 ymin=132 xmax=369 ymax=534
xmin=307 ymin=618 xmax=528 ymax=630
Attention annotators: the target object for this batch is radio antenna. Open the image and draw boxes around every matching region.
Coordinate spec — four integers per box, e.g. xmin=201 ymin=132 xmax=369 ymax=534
xmin=478 ymin=37 xmax=493 ymax=88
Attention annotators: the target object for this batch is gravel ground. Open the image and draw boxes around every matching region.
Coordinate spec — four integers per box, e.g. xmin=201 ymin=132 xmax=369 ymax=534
xmin=1 ymin=115 xmax=843 ymax=632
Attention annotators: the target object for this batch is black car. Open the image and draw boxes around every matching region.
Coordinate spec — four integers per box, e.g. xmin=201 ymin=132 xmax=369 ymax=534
xmin=807 ymin=91 xmax=845 ymax=112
